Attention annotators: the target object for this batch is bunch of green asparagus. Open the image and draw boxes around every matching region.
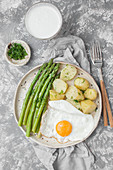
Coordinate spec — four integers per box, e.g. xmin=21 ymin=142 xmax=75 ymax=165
xmin=18 ymin=59 xmax=60 ymax=137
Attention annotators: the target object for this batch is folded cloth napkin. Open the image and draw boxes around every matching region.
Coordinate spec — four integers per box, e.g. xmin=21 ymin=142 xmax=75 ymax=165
xmin=29 ymin=35 xmax=94 ymax=170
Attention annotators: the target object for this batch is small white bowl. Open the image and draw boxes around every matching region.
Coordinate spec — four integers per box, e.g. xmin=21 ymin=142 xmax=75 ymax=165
xmin=4 ymin=40 xmax=31 ymax=66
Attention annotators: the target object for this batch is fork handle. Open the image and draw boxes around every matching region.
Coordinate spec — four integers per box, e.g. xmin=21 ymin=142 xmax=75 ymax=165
xmin=103 ymin=83 xmax=113 ymax=127
xmin=100 ymin=80 xmax=108 ymax=126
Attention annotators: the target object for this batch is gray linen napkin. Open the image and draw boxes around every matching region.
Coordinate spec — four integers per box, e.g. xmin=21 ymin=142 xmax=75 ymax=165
xmin=29 ymin=35 xmax=94 ymax=170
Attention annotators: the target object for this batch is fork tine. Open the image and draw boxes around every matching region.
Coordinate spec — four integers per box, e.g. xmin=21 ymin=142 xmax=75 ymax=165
xmin=94 ymin=42 xmax=98 ymax=60
xmin=97 ymin=41 xmax=102 ymax=60
xmin=90 ymin=43 xmax=95 ymax=62
xmin=96 ymin=43 xmax=100 ymax=60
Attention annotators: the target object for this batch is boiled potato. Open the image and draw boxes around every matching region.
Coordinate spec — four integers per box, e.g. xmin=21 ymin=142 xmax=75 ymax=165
xmin=60 ymin=65 xmax=77 ymax=81
xmin=66 ymin=86 xmax=84 ymax=101
xmin=66 ymin=99 xmax=81 ymax=110
xmin=74 ymin=77 xmax=89 ymax=91
xmin=49 ymin=90 xmax=65 ymax=101
xmin=53 ymin=79 xmax=68 ymax=94
xmin=84 ymin=88 xmax=97 ymax=100
xmin=81 ymin=100 xmax=97 ymax=114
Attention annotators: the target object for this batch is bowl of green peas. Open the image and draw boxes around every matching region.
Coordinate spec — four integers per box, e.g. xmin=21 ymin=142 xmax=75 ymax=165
xmin=5 ymin=40 xmax=31 ymax=66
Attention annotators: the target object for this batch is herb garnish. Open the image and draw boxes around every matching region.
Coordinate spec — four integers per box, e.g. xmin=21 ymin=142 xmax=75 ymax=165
xmin=80 ymin=90 xmax=85 ymax=93
xmin=60 ymin=90 xmax=64 ymax=94
xmin=74 ymin=100 xmax=79 ymax=103
xmin=71 ymin=96 xmax=73 ymax=99
xmin=82 ymin=79 xmax=85 ymax=83
xmin=8 ymin=43 xmax=28 ymax=60
xmin=95 ymin=107 xmax=98 ymax=112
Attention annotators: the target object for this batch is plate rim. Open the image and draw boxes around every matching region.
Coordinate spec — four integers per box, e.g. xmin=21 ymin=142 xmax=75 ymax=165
xmin=14 ymin=62 xmax=102 ymax=148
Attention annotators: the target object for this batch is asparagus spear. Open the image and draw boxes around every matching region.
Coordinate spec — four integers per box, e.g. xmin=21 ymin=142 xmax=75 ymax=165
xmin=33 ymin=101 xmax=41 ymax=125
xmin=22 ymin=59 xmax=54 ymax=125
xmin=22 ymin=94 xmax=34 ymax=125
xmin=36 ymin=103 xmax=48 ymax=138
xmin=36 ymin=103 xmax=47 ymax=134
xmin=55 ymin=72 xmax=60 ymax=79
xmin=18 ymin=63 xmax=47 ymax=126
xmin=35 ymin=117 xmax=41 ymax=135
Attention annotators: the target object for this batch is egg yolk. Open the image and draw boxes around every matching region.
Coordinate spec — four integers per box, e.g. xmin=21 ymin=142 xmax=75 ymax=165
xmin=56 ymin=120 xmax=72 ymax=137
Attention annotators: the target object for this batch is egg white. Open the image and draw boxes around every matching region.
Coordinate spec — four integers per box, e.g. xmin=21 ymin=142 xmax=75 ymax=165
xmin=40 ymin=100 xmax=94 ymax=143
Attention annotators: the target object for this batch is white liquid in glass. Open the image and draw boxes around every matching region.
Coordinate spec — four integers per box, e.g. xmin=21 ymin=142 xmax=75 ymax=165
xmin=25 ymin=3 xmax=62 ymax=39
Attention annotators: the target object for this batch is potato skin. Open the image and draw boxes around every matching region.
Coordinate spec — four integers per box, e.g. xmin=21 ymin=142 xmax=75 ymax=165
xmin=81 ymin=100 xmax=97 ymax=114
xmin=74 ymin=77 xmax=89 ymax=91
xmin=66 ymin=99 xmax=81 ymax=110
xmin=60 ymin=65 xmax=77 ymax=81
xmin=53 ymin=79 xmax=68 ymax=94
xmin=84 ymin=88 xmax=97 ymax=100
xmin=66 ymin=86 xmax=84 ymax=101
xmin=49 ymin=90 xmax=65 ymax=101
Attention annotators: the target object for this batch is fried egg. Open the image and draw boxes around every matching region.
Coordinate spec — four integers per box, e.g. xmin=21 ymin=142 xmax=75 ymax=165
xmin=40 ymin=100 xmax=94 ymax=143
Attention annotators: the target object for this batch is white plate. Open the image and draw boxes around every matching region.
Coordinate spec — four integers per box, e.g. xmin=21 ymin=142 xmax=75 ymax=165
xmin=4 ymin=40 xmax=31 ymax=66
xmin=14 ymin=62 xmax=102 ymax=148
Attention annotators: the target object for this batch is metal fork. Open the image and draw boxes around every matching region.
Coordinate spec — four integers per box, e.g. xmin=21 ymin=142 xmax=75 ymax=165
xmin=91 ymin=41 xmax=113 ymax=127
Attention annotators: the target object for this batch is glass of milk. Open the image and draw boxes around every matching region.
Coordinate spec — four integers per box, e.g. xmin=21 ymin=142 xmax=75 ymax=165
xmin=25 ymin=3 xmax=63 ymax=39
